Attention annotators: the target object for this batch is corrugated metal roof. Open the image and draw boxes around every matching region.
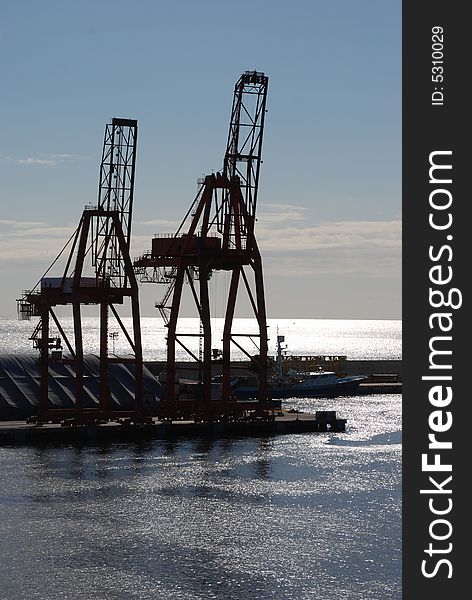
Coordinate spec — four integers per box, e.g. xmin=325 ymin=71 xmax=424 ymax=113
xmin=0 ymin=354 xmax=163 ymax=420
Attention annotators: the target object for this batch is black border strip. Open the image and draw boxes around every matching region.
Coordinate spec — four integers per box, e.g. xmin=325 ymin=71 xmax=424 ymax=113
xmin=403 ymin=2 xmax=467 ymax=596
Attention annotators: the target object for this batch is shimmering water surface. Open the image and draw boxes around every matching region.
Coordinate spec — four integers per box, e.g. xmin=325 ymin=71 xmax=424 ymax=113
xmin=0 ymin=319 xmax=401 ymax=599
xmin=0 ymin=395 xmax=401 ymax=600
xmin=0 ymin=317 xmax=401 ymax=361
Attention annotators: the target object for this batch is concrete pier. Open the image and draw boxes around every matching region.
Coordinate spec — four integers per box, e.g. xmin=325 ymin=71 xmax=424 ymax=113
xmin=358 ymin=382 xmax=402 ymax=394
xmin=145 ymin=358 xmax=402 ymax=379
xmin=0 ymin=411 xmax=346 ymax=446
xmin=343 ymin=359 xmax=402 ymax=379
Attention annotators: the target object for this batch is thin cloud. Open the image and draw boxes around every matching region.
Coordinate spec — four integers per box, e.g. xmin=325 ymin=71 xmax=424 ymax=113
xmin=50 ymin=153 xmax=89 ymax=161
xmin=258 ymin=203 xmax=308 ymax=224
xmin=14 ymin=153 xmax=88 ymax=167
xmin=0 ymin=225 xmax=146 ymax=263
xmin=0 ymin=219 xmax=47 ymax=228
xmin=260 ymin=203 xmax=308 ymax=212
xmin=138 ymin=218 xmax=181 ymax=228
xmin=0 ymin=222 xmax=76 ymax=263
xmin=257 ymin=220 xmax=401 ymax=252
xmin=17 ymin=158 xmax=57 ymax=166
xmin=50 ymin=153 xmax=77 ymax=159
xmin=0 ymin=218 xmax=402 ymax=283
xmin=257 ymin=219 xmax=401 ymax=278
xmin=263 ymin=251 xmax=401 ymax=278
xmin=0 ymin=221 xmax=74 ymax=237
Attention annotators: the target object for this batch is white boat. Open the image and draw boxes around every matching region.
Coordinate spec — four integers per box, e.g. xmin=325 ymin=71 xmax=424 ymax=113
xmin=231 ymin=334 xmax=367 ymax=399
xmin=231 ymin=370 xmax=366 ymax=399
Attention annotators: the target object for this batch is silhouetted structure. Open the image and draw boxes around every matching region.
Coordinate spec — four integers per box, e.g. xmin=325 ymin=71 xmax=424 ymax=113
xmin=17 ymin=119 xmax=146 ymax=424
xmin=134 ymin=71 xmax=271 ymax=421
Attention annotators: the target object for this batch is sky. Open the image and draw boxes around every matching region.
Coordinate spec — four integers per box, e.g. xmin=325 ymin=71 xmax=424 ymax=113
xmin=0 ymin=0 xmax=401 ymax=320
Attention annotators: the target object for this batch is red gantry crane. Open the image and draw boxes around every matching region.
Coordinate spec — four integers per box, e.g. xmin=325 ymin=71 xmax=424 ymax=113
xmin=134 ymin=71 xmax=271 ymax=421
xmin=17 ymin=118 xmax=144 ymax=424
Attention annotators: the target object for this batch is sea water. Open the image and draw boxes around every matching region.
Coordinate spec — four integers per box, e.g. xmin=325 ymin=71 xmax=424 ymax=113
xmin=0 ymin=319 xmax=402 ymax=599
xmin=0 ymin=317 xmax=401 ymax=362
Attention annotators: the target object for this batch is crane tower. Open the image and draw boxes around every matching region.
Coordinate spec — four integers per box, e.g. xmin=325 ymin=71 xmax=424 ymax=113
xmin=17 ymin=118 xmax=144 ymax=424
xmin=134 ymin=71 xmax=270 ymax=420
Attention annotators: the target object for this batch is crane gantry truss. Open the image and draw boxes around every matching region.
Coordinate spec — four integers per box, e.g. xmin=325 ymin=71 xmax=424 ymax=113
xmin=134 ymin=71 xmax=271 ymax=421
xmin=18 ymin=118 xmax=144 ymax=424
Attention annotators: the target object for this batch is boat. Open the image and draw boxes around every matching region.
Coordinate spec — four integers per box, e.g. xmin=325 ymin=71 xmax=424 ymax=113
xmin=230 ymin=370 xmax=367 ymax=400
xmin=230 ymin=334 xmax=367 ymax=400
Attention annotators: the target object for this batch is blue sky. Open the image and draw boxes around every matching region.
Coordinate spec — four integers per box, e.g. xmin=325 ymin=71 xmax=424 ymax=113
xmin=0 ymin=0 xmax=401 ymax=318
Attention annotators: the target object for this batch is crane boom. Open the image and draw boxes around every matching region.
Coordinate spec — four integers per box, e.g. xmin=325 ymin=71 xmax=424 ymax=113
xmin=223 ymin=71 xmax=268 ymax=221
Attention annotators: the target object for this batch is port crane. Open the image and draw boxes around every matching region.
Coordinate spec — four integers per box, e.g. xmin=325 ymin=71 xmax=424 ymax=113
xmin=17 ymin=118 xmax=144 ymax=424
xmin=134 ymin=71 xmax=271 ymax=421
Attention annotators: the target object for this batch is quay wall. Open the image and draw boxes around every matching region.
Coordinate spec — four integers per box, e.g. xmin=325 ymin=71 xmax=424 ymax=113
xmin=145 ymin=359 xmax=403 ymax=380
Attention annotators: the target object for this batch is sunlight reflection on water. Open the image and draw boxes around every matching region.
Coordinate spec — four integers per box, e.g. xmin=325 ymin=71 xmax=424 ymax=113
xmin=0 ymin=394 xmax=401 ymax=600
xmin=0 ymin=317 xmax=401 ymax=362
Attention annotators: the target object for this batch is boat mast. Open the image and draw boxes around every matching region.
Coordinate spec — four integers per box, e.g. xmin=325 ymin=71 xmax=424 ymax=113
xmin=276 ymin=333 xmax=285 ymax=379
